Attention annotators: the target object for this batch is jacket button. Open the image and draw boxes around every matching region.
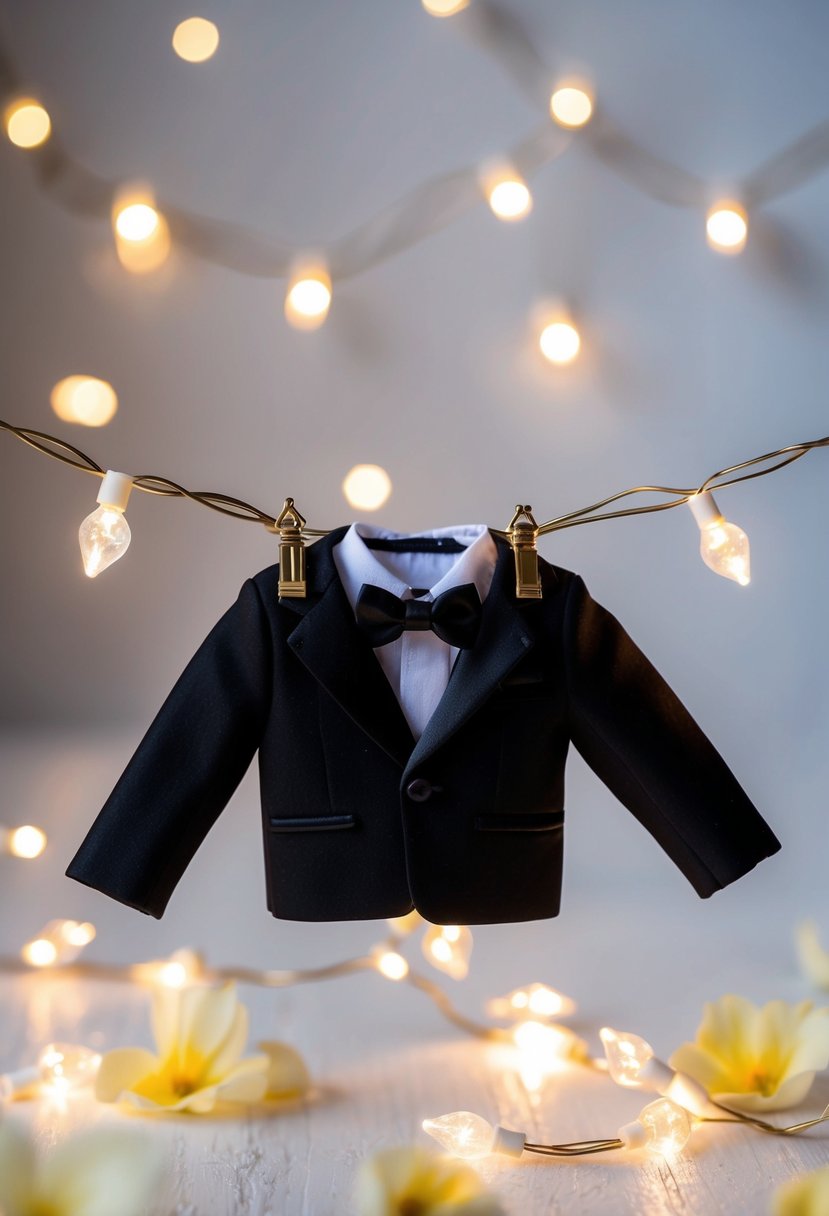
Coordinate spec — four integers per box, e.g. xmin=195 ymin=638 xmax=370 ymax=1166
xmin=406 ymin=778 xmax=434 ymax=802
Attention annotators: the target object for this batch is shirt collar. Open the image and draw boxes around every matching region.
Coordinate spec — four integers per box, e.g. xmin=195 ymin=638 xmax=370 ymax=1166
xmin=333 ymin=522 xmax=498 ymax=612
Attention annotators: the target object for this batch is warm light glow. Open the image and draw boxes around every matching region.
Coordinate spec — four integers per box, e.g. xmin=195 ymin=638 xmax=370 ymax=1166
xmin=386 ymin=910 xmax=423 ymax=936
xmin=38 ymin=1043 xmax=102 ymax=1096
xmin=487 ymin=983 xmax=577 ymax=1021
xmin=620 ymin=1099 xmax=693 ymax=1156
xmin=513 ymin=1020 xmax=574 ymax=1060
xmin=57 ymin=920 xmax=96 ymax=948
xmin=172 ymin=17 xmax=220 ymax=62
xmin=4 ymin=98 xmax=51 ymax=148
xmin=422 ymin=1111 xmax=495 ymax=1159
xmin=375 ymin=950 xmax=409 ymax=981
xmin=342 ymin=464 xmax=393 ymax=511
xmin=132 ymin=948 xmax=206 ymax=989
xmin=486 ymin=172 xmax=533 ymax=221
xmin=688 ymin=492 xmax=751 ymax=586
xmin=422 ymin=925 xmax=473 ymax=980
xmin=706 ymin=201 xmax=748 ymax=254
xmin=7 ymin=825 xmax=47 ymax=859
xmin=50 ymin=376 xmax=118 ymax=427
xmin=539 ymin=319 xmax=581 ymax=364
xmin=115 ymin=203 xmax=160 ymax=243
xmin=285 ymin=262 xmax=332 ymax=329
xmin=79 ymin=506 xmax=131 ymax=578
xmin=600 ymin=1026 xmax=655 ymax=1088
xmin=550 ymin=83 xmax=594 ymax=128
xmin=112 ymin=190 xmax=171 ymax=273
xmin=22 ymin=938 xmax=58 ymax=967
xmin=421 ymin=0 xmax=470 ymax=15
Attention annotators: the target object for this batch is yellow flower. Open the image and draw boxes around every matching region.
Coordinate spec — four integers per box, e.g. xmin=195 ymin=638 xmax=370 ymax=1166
xmin=669 ymin=994 xmax=829 ymax=1113
xmin=354 ymin=1146 xmax=505 ymax=1216
xmin=258 ymin=1040 xmax=311 ymax=1099
xmin=0 ymin=1119 xmax=163 ymax=1216
xmin=773 ymin=1165 xmax=829 ymax=1216
xmin=95 ymin=981 xmax=268 ymax=1113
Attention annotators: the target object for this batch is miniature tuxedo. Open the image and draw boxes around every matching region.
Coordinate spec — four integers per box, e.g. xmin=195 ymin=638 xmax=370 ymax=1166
xmin=66 ymin=524 xmax=781 ymax=925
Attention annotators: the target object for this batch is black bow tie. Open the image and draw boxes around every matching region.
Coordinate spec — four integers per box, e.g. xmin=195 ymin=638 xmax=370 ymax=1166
xmin=355 ymin=583 xmax=482 ymax=650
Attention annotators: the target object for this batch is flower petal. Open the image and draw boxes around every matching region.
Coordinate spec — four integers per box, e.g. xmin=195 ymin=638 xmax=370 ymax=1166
xmin=186 ymin=982 xmax=241 ymax=1061
xmin=39 ymin=1128 xmax=164 ymax=1216
xmin=203 ymin=1003 xmax=249 ymax=1084
xmin=214 ymin=1056 xmax=269 ymax=1105
xmin=258 ymin=1041 xmax=311 ymax=1099
xmin=0 ymin=1120 xmax=36 ymax=1216
xmin=797 ymin=922 xmax=829 ymax=990
xmin=773 ymin=1164 xmax=829 ymax=1216
xmin=94 ymin=1048 xmax=160 ymax=1103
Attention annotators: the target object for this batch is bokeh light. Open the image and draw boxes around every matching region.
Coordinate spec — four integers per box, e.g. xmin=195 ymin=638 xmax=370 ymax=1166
xmin=4 ymin=98 xmax=51 ymax=149
xmin=51 ymin=376 xmax=118 ymax=427
xmin=342 ymin=465 xmax=392 ymax=512
xmin=172 ymin=17 xmax=220 ymax=63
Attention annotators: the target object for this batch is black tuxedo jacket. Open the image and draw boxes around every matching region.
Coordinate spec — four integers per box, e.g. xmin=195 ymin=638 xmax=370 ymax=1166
xmin=66 ymin=528 xmax=780 ymax=924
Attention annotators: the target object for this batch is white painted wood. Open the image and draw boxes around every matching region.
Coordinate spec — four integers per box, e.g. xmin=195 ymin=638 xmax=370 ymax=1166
xmin=1 ymin=731 xmax=828 ymax=1214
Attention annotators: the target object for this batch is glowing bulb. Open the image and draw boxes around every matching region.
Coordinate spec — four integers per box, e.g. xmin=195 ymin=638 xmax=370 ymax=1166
xmin=550 ymin=83 xmax=594 ymax=128
xmin=51 ymin=376 xmax=118 ymax=427
xmin=38 ymin=1043 xmax=102 ymax=1096
xmin=285 ymin=260 xmax=332 ymax=329
xmin=706 ymin=201 xmax=748 ymax=254
xmin=422 ymin=1112 xmax=526 ymax=1159
xmin=481 ymin=161 xmax=533 ymax=221
xmin=600 ymin=1027 xmax=658 ymax=1088
xmin=487 ymin=983 xmax=577 ymax=1021
xmin=422 ymin=925 xmax=473 ymax=980
xmin=688 ymin=492 xmax=750 ymax=586
xmin=342 ymin=464 xmax=392 ymax=511
xmin=4 ymin=98 xmax=51 ymax=148
xmin=4 ymin=824 xmax=47 ymax=859
xmin=539 ymin=320 xmax=581 ymax=364
xmin=79 ymin=471 xmax=133 ymax=578
xmin=513 ymin=1020 xmax=575 ymax=1060
xmin=57 ymin=920 xmax=96 ymax=948
xmin=21 ymin=938 xmax=58 ymax=968
xmin=619 ymin=1099 xmax=693 ymax=1156
xmin=132 ymin=948 xmax=206 ymax=988
xmin=421 ymin=0 xmax=470 ymax=15
xmin=375 ymin=949 xmax=409 ymax=981
xmin=386 ymin=910 xmax=423 ymax=936
xmin=172 ymin=17 xmax=220 ymax=62
xmin=112 ymin=189 xmax=171 ymax=273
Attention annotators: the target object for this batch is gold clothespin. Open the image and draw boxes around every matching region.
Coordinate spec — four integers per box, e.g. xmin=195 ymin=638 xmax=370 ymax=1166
xmin=507 ymin=504 xmax=542 ymax=600
xmin=274 ymin=498 xmax=308 ymax=598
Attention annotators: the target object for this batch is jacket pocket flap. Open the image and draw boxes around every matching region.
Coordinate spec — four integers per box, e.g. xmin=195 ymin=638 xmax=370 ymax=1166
xmin=269 ymin=814 xmax=356 ymax=832
xmin=475 ymin=811 xmax=564 ymax=832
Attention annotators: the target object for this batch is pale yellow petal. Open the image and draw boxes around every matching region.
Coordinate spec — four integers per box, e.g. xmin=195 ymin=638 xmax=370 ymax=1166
xmin=0 ymin=1120 xmax=36 ymax=1216
xmin=797 ymin=922 xmax=829 ymax=990
xmin=353 ymin=1147 xmax=502 ymax=1216
xmin=39 ymin=1129 xmax=164 ymax=1216
xmin=214 ymin=1056 xmax=269 ymax=1104
xmin=258 ymin=1040 xmax=311 ymax=1099
xmin=94 ymin=1048 xmax=159 ymax=1103
xmin=150 ymin=986 xmax=183 ymax=1060
xmin=186 ymin=982 xmax=241 ymax=1061
xmin=773 ymin=1165 xmax=829 ymax=1216
xmin=668 ymin=1042 xmax=734 ymax=1094
xmin=203 ymin=1003 xmax=249 ymax=1083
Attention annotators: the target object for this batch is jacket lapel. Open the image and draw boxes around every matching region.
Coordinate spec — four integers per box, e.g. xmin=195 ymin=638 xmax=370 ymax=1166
xmin=280 ymin=529 xmax=416 ymax=769
xmin=402 ymin=533 xmax=537 ymax=778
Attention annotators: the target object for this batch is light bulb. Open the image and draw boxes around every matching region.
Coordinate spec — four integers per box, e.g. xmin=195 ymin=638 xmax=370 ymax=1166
xmin=706 ymin=201 xmax=748 ymax=254
xmin=487 ymin=983 xmax=576 ymax=1021
xmin=132 ymin=948 xmax=206 ymax=988
xmin=513 ymin=1020 xmax=576 ymax=1062
xmin=539 ymin=319 xmax=581 ymax=364
xmin=600 ymin=1027 xmax=665 ymax=1088
xmin=79 ymin=471 xmax=133 ymax=578
xmin=550 ymin=82 xmax=594 ymax=128
xmin=422 ymin=1111 xmax=526 ymax=1159
xmin=4 ymin=97 xmax=51 ymax=148
xmin=480 ymin=162 xmax=533 ymax=221
xmin=1 ymin=824 xmax=47 ymax=858
xmin=619 ymin=1099 xmax=692 ymax=1156
xmin=374 ymin=949 xmax=409 ymax=981
xmin=422 ymin=924 xmax=473 ymax=980
xmin=21 ymin=920 xmax=96 ymax=968
xmin=285 ymin=259 xmax=332 ymax=329
xmin=0 ymin=1043 xmax=101 ymax=1102
xmin=172 ymin=17 xmax=220 ymax=62
xmin=688 ymin=492 xmax=750 ymax=586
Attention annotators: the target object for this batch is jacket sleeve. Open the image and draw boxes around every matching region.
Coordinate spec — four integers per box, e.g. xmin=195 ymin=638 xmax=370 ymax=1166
xmin=562 ymin=574 xmax=780 ymax=896
xmin=65 ymin=577 xmax=273 ymax=918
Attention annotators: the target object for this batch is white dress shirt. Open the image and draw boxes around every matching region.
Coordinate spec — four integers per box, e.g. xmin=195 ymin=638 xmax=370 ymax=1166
xmin=333 ymin=522 xmax=498 ymax=740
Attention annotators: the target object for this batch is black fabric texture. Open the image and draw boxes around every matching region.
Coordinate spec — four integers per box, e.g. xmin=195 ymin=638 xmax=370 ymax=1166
xmin=66 ymin=529 xmax=781 ymax=923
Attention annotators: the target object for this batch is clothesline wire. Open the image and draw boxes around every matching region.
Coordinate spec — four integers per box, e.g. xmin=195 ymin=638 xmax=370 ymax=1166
xmin=2 ymin=418 xmax=828 ymax=543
